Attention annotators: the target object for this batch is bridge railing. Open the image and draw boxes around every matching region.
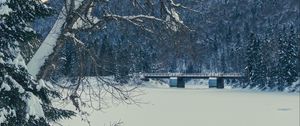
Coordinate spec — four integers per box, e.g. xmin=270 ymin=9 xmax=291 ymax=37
xmin=139 ymin=73 xmax=244 ymax=78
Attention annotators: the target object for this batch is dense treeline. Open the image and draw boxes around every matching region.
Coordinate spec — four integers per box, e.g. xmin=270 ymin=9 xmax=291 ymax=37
xmin=32 ymin=0 xmax=299 ymax=88
xmin=245 ymin=27 xmax=299 ymax=90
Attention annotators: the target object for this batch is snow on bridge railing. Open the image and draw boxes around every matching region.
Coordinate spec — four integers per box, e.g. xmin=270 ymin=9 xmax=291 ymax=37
xmin=137 ymin=73 xmax=244 ymax=78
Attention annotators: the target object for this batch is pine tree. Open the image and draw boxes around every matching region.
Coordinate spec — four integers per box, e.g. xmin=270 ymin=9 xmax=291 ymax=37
xmin=277 ymin=26 xmax=298 ymax=90
xmin=114 ymin=38 xmax=130 ymax=83
xmin=99 ymin=35 xmax=115 ymax=76
xmin=286 ymin=26 xmax=298 ymax=84
xmin=258 ymin=38 xmax=268 ymax=89
xmin=297 ymin=39 xmax=300 ymax=77
xmin=245 ymin=33 xmax=267 ymax=88
xmin=0 ymin=0 xmax=75 ymax=125
xmin=139 ymin=49 xmax=151 ymax=73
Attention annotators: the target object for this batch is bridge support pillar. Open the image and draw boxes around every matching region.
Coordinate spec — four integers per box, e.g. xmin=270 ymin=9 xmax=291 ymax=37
xmin=209 ymin=77 xmax=224 ymax=89
xmin=216 ymin=78 xmax=224 ymax=89
xmin=169 ymin=77 xmax=185 ymax=88
xmin=177 ymin=77 xmax=185 ymax=88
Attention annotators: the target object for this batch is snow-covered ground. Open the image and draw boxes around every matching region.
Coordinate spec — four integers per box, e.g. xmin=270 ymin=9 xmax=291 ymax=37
xmin=56 ymin=86 xmax=299 ymax=126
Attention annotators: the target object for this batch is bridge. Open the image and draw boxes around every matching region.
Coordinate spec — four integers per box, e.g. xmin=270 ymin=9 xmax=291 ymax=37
xmin=138 ymin=73 xmax=244 ymax=88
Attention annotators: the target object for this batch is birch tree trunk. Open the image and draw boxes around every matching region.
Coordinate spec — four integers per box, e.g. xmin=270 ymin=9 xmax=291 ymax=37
xmin=27 ymin=7 xmax=67 ymax=78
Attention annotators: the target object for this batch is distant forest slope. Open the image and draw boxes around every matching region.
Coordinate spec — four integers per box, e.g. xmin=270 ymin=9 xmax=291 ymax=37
xmin=30 ymin=0 xmax=299 ymax=89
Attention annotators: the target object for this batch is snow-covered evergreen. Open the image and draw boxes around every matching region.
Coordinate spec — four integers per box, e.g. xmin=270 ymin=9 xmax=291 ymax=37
xmin=276 ymin=26 xmax=299 ymax=90
xmin=245 ymin=33 xmax=267 ymax=88
xmin=0 ymin=0 xmax=74 ymax=125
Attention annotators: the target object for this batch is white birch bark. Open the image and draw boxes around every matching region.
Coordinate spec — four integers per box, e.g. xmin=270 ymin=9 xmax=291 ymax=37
xmin=27 ymin=7 xmax=67 ymax=77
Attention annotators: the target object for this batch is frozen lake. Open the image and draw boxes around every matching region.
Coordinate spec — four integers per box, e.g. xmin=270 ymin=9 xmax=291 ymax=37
xmin=57 ymin=88 xmax=299 ymax=126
